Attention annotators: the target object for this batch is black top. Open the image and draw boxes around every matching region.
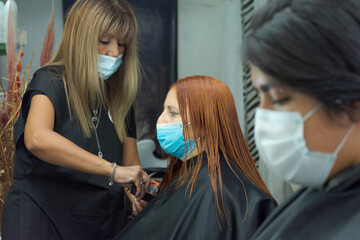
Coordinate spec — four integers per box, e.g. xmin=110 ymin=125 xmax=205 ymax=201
xmin=2 ymin=66 xmax=137 ymax=240
xmin=251 ymin=163 xmax=360 ymax=240
xmin=114 ymin=153 xmax=277 ymax=240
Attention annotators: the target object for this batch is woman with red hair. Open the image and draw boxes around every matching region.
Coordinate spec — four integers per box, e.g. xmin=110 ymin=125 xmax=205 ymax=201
xmin=115 ymin=75 xmax=276 ymax=239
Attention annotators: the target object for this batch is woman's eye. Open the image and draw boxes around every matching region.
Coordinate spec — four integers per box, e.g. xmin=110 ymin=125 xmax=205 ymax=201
xmin=118 ymin=43 xmax=126 ymax=47
xmin=99 ymin=40 xmax=109 ymax=44
xmin=273 ymin=97 xmax=290 ymax=105
xmin=170 ymin=112 xmax=178 ymax=117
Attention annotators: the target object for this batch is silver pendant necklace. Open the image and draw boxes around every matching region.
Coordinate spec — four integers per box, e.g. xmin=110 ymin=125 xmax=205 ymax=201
xmin=91 ymin=105 xmax=103 ymax=158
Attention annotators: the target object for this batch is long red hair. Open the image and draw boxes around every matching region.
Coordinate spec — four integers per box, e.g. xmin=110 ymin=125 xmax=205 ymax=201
xmin=158 ymin=76 xmax=272 ymax=223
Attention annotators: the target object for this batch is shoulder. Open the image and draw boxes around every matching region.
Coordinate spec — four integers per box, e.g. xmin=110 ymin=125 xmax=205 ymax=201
xmin=252 ymin=185 xmax=360 ymax=239
xmin=32 ymin=65 xmax=63 ymax=79
xmin=194 ymin=153 xmax=269 ymax=194
xmin=23 ymin=65 xmax=67 ymax=114
xmin=26 ymin=66 xmax=65 ymax=96
xmin=29 ymin=65 xmax=64 ymax=89
xmin=217 ymin=153 xmax=277 ymax=209
xmin=32 ymin=65 xmax=64 ymax=80
xmin=194 ymin=153 xmax=273 ymax=200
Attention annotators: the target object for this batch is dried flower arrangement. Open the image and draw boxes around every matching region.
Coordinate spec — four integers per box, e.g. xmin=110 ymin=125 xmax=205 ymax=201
xmin=0 ymin=5 xmax=55 ymax=230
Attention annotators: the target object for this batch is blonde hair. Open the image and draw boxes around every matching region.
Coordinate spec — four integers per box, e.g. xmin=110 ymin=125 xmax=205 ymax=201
xmin=48 ymin=0 xmax=139 ymax=141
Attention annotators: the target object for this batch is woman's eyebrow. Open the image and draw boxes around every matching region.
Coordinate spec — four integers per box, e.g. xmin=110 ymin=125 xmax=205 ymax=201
xmin=167 ymin=105 xmax=178 ymax=111
xmin=259 ymin=82 xmax=280 ymax=93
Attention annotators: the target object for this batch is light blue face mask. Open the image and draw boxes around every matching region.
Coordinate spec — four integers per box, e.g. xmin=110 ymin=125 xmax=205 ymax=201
xmin=98 ymin=54 xmax=123 ymax=80
xmin=255 ymin=104 xmax=354 ymax=188
xmin=156 ymin=122 xmax=197 ymax=160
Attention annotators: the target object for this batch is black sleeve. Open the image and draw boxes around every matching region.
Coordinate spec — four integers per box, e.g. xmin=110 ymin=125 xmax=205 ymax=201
xmin=126 ymin=106 xmax=137 ymax=139
xmin=13 ymin=66 xmax=65 ymax=146
xmin=21 ymin=66 xmax=65 ymax=121
xmin=12 ymin=67 xmax=66 ymax=174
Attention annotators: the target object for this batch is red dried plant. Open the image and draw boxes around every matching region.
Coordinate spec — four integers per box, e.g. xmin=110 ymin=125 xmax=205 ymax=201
xmin=40 ymin=4 xmax=55 ymax=67
xmin=0 ymin=4 xmax=56 ymax=231
xmin=5 ymin=5 xmax=17 ymax=97
xmin=0 ymin=19 xmax=34 ymax=233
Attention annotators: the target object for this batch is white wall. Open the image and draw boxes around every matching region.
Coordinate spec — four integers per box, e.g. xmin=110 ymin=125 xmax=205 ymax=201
xmin=0 ymin=0 xmax=64 ymax=88
xmin=178 ymin=1 xmax=222 ymax=79
xmin=178 ymin=0 xmax=245 ymax=129
xmin=0 ymin=0 xmax=245 ymax=128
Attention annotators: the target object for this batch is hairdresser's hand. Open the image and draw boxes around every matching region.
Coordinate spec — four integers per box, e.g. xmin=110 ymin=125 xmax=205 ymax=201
xmin=132 ymin=199 xmax=148 ymax=216
xmin=114 ymin=165 xmax=147 ymax=201
xmin=141 ymin=169 xmax=151 ymax=191
xmin=135 ymin=170 xmax=150 ymax=201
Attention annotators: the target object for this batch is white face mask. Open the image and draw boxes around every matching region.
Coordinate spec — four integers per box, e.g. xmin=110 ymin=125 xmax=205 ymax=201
xmin=254 ymin=104 xmax=354 ymax=188
xmin=97 ymin=54 xmax=123 ymax=80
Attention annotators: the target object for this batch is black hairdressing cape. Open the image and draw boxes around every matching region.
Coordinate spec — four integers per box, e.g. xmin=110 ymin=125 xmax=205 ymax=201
xmin=251 ymin=163 xmax=360 ymax=240
xmin=114 ymin=153 xmax=277 ymax=240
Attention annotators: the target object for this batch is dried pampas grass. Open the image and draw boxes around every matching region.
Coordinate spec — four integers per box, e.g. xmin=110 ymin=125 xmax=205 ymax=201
xmin=40 ymin=4 xmax=55 ymax=67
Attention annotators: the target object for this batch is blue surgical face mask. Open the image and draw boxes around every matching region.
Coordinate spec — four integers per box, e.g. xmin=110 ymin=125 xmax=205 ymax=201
xmin=156 ymin=122 xmax=197 ymax=160
xmin=98 ymin=54 xmax=123 ymax=80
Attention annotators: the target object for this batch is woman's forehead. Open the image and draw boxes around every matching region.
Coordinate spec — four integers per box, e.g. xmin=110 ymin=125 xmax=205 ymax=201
xmin=251 ymin=65 xmax=276 ymax=87
xmin=165 ymin=89 xmax=178 ymax=105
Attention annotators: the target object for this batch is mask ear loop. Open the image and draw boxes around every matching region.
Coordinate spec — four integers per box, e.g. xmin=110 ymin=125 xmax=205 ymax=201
xmin=303 ymin=103 xmax=354 ymax=155
xmin=333 ymin=123 xmax=354 ymax=155
xmin=182 ymin=121 xmax=192 ymax=127
xmin=303 ymin=103 xmax=322 ymax=121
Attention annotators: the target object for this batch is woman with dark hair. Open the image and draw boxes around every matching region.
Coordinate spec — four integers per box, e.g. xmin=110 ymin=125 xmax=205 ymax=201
xmin=2 ymin=0 xmax=150 ymax=239
xmin=114 ymin=75 xmax=277 ymax=240
xmin=242 ymin=0 xmax=360 ymax=239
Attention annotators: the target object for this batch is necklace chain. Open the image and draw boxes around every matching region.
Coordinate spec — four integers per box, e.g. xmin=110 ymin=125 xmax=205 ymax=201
xmin=91 ymin=105 xmax=103 ymax=158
